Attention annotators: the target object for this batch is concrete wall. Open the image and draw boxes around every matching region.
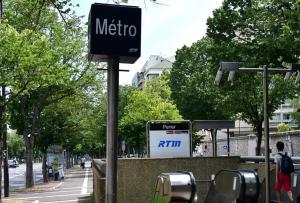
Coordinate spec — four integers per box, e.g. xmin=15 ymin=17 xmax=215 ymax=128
xmin=93 ymin=160 xmax=106 ymax=203
xmin=94 ymin=157 xmax=240 ymax=203
xmin=93 ymin=131 xmax=300 ymax=203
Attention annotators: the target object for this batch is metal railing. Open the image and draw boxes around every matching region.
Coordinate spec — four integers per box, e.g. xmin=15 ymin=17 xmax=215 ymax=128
xmin=240 ymin=156 xmax=300 ymax=163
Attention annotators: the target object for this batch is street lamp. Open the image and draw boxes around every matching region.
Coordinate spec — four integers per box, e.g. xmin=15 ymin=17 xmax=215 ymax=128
xmin=214 ymin=62 xmax=300 ymax=203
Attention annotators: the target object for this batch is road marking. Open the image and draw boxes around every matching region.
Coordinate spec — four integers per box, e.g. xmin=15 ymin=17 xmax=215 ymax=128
xmin=81 ymin=168 xmax=89 ymax=194
xmin=11 ymin=186 xmax=93 ymax=197
xmin=11 ymin=189 xmax=82 ymax=197
xmin=3 ymin=193 xmax=91 ymax=200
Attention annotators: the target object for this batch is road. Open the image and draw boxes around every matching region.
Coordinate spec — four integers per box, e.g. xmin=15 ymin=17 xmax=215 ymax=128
xmin=3 ymin=163 xmax=93 ymax=202
xmin=2 ymin=163 xmax=43 ymax=191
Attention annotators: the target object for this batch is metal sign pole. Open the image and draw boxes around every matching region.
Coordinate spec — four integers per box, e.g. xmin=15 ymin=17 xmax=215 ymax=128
xmin=105 ymin=57 xmax=119 ymax=203
xmin=227 ymin=128 xmax=230 ymax=156
xmin=263 ymin=65 xmax=270 ymax=203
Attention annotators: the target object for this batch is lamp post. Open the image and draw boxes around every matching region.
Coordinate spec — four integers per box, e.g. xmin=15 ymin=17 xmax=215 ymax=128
xmin=214 ymin=62 xmax=300 ymax=203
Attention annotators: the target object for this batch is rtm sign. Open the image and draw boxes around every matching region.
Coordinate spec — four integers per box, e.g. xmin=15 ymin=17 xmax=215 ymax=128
xmin=88 ymin=3 xmax=141 ymax=64
xmin=147 ymin=121 xmax=191 ymax=158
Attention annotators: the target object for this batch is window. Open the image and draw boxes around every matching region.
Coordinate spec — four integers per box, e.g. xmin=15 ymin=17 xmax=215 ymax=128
xmin=147 ymin=74 xmax=159 ymax=80
xmin=271 ymin=113 xmax=281 ymax=121
xmin=283 ymin=113 xmax=291 ymax=121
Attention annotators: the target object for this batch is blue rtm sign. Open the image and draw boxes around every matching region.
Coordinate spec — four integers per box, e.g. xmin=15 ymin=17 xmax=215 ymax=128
xmin=158 ymin=140 xmax=181 ymax=148
xmin=148 ymin=122 xmax=191 ymax=158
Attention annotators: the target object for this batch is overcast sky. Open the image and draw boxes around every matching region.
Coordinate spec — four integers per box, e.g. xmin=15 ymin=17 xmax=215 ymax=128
xmin=74 ymin=0 xmax=223 ymax=84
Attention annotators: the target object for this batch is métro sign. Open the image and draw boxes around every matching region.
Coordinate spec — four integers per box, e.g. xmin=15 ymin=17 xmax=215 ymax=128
xmin=88 ymin=3 xmax=141 ymax=64
xmin=147 ymin=121 xmax=192 ymax=158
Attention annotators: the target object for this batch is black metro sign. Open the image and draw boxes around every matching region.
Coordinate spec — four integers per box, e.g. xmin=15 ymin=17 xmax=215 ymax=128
xmin=88 ymin=3 xmax=141 ymax=64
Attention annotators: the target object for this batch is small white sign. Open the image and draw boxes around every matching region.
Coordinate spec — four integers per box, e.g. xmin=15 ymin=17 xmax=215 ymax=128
xmin=148 ymin=121 xmax=191 ymax=158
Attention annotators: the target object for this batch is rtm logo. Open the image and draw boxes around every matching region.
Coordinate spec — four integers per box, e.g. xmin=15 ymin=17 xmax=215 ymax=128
xmin=158 ymin=140 xmax=181 ymax=147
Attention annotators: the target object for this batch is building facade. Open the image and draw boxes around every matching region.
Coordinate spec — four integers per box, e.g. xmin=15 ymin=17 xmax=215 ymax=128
xmin=132 ymin=55 xmax=174 ymax=89
xmin=270 ymin=99 xmax=297 ymax=129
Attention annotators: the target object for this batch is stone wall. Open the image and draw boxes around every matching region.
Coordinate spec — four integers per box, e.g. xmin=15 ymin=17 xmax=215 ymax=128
xmin=93 ymin=160 xmax=106 ymax=203
xmin=92 ymin=131 xmax=300 ymax=203
xmin=93 ymin=157 xmax=240 ymax=203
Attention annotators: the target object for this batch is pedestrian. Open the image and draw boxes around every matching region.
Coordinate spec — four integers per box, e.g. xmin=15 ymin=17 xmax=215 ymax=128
xmin=81 ymin=157 xmax=86 ymax=169
xmin=274 ymin=141 xmax=294 ymax=203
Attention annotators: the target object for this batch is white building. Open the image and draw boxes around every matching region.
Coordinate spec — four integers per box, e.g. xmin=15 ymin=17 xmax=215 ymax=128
xmin=132 ymin=55 xmax=174 ymax=89
xmin=270 ymin=99 xmax=297 ymax=129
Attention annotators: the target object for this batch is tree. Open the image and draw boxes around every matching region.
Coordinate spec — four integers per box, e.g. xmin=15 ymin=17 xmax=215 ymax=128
xmin=120 ymin=74 xmax=182 ymax=155
xmin=170 ymin=0 xmax=300 ymax=156
xmin=4 ymin=0 xmax=96 ymax=188
xmin=7 ymin=132 xmax=25 ymax=160
xmin=35 ymin=81 xmax=105 ymax=182
xmin=0 ymin=19 xmax=62 ymax=195
xmin=169 ymin=38 xmax=233 ymax=121
xmin=276 ymin=123 xmax=292 ymax=132
xmin=206 ymin=0 xmax=300 ymax=155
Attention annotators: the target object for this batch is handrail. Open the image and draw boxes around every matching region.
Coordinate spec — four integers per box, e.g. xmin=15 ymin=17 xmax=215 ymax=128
xmin=240 ymin=156 xmax=300 ymax=163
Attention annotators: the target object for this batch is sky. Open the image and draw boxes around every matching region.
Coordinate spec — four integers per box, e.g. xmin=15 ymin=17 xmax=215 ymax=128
xmin=74 ymin=0 xmax=224 ymax=84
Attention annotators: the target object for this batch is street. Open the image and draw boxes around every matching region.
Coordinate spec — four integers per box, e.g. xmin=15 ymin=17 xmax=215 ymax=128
xmin=4 ymin=163 xmax=44 ymax=190
xmin=3 ymin=163 xmax=92 ymax=202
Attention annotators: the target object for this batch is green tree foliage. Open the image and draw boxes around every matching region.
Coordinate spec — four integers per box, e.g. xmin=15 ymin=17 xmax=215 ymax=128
xmin=170 ymin=38 xmax=233 ymax=121
xmin=171 ymin=0 xmax=300 ymax=155
xmin=93 ymin=85 xmax=139 ymax=157
xmin=206 ymin=0 xmax=300 ymax=155
xmin=119 ymin=85 xmax=139 ymax=119
xmin=276 ymin=123 xmax=292 ymax=132
xmin=120 ymin=74 xmax=182 ymax=155
xmin=34 ymin=73 xmax=104 ymax=182
xmin=3 ymin=0 xmax=98 ymax=188
xmin=8 ymin=132 xmax=25 ymax=160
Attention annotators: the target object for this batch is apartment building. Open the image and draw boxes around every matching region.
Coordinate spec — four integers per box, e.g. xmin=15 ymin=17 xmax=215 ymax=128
xmin=132 ymin=55 xmax=174 ymax=89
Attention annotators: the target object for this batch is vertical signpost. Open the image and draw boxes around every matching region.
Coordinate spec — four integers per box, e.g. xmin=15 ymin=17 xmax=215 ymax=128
xmin=88 ymin=4 xmax=141 ymax=203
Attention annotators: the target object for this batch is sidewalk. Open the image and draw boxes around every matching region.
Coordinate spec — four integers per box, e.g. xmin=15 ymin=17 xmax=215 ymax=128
xmin=12 ymin=180 xmax=63 ymax=193
xmin=3 ymin=168 xmax=69 ymax=202
xmin=3 ymin=164 xmax=92 ymax=203
xmin=2 ymin=181 xmax=63 ymax=203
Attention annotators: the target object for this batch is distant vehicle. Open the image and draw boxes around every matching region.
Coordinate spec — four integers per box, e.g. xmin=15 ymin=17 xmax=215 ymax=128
xmin=8 ymin=160 xmax=19 ymax=168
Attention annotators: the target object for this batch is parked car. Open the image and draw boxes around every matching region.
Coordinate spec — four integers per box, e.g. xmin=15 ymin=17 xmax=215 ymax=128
xmin=8 ymin=160 xmax=19 ymax=168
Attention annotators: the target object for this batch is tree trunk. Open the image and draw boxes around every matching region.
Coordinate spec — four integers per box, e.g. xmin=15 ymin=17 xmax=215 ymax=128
xmin=66 ymin=150 xmax=70 ymax=169
xmin=3 ymin=122 xmax=9 ymax=197
xmin=67 ymin=151 xmax=73 ymax=168
xmin=255 ymin=123 xmax=263 ymax=156
xmin=1 ymin=85 xmax=9 ymax=197
xmin=25 ymin=136 xmax=34 ymax=188
xmin=25 ymin=105 xmax=41 ymax=188
xmin=0 ymin=140 xmax=2 ymax=200
xmin=70 ymin=153 xmax=73 ymax=167
xmin=42 ymin=152 xmax=48 ymax=183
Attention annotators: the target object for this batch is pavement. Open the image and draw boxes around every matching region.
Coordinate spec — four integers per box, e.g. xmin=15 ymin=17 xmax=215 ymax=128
xmin=3 ymin=164 xmax=93 ymax=203
xmin=12 ymin=181 xmax=63 ymax=193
